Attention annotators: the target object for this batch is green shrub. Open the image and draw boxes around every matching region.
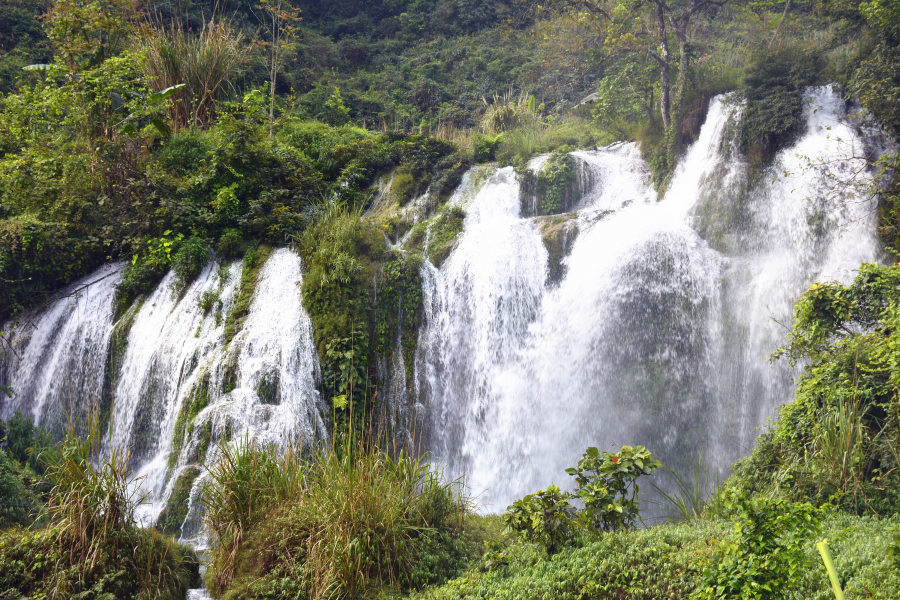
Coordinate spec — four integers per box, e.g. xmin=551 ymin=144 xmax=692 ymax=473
xmin=299 ymin=206 xmax=387 ymax=424
xmin=0 ymin=217 xmax=99 ymax=320
xmin=428 ymin=205 xmax=466 ymax=267
xmin=503 ymin=485 xmax=578 ymax=556
xmin=0 ymin=448 xmax=41 ymax=528
xmin=170 ymin=235 xmax=211 ymax=297
xmin=216 ymin=228 xmax=244 ymax=260
xmin=566 ymin=444 xmax=663 ymax=532
xmin=472 ymin=133 xmax=502 ymax=163
xmin=392 ymin=169 xmax=418 ymax=205
xmin=418 ymin=511 xmax=900 ymax=600
xmin=0 ymin=412 xmax=201 ymax=599
xmin=503 ymin=445 xmax=662 ymax=556
xmin=113 ymin=255 xmax=167 ymax=318
xmin=737 ymin=263 xmax=900 ymax=513
xmin=537 ymin=147 xmax=575 ymax=216
xmin=5 ymin=410 xmax=51 ymax=475
xmin=691 ymin=491 xmax=827 ymax=600
xmin=204 ymin=438 xmax=471 ymax=598
xmin=738 ymin=47 xmax=823 ymax=166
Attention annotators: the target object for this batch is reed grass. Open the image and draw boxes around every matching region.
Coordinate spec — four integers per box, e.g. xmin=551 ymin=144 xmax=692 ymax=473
xmin=138 ymin=17 xmax=252 ymax=131
xmin=648 ymin=455 xmax=723 ymax=523
xmin=0 ymin=410 xmax=199 ymax=599
xmin=203 ymin=435 xmax=471 ymax=598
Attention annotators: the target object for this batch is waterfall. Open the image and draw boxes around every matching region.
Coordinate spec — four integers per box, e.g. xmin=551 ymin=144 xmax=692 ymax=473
xmin=416 ymin=87 xmax=881 ymax=508
xmin=0 ymin=263 xmax=124 ymax=434
xmin=1 ymin=247 xmax=325 ymax=529
xmin=0 ymin=85 xmax=882 ymax=520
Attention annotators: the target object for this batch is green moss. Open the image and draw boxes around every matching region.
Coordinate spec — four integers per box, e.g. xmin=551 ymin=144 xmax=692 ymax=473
xmin=375 ymin=253 xmax=424 ymax=386
xmin=169 ymin=372 xmax=211 ymax=469
xmin=257 ymin=373 xmax=280 ymax=405
xmin=224 ymin=245 xmax=273 ymax=346
xmin=155 ymin=466 xmax=202 ymax=537
xmin=405 ymin=222 xmax=428 ymax=252
xmin=428 ymin=206 xmax=466 ymax=267
xmin=431 ymin=153 xmax=473 ymax=202
xmin=392 ymin=169 xmax=417 ymax=205
xmin=537 ymin=215 xmax=578 ymax=286
xmin=100 ymin=297 xmax=143 ymax=438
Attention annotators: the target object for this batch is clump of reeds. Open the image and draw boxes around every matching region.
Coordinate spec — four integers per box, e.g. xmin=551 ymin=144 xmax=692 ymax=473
xmin=204 ymin=436 xmax=470 ymax=598
xmin=480 ymin=90 xmax=545 ymax=136
xmin=138 ymin=17 xmax=252 ymax=131
xmin=1 ymin=410 xmax=200 ymax=600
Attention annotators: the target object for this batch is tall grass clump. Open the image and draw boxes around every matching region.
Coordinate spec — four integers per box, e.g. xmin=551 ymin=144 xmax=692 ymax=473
xmin=0 ymin=411 xmax=199 ymax=599
xmin=204 ymin=436 xmax=473 ymax=599
xmin=139 ymin=18 xmax=252 ymax=131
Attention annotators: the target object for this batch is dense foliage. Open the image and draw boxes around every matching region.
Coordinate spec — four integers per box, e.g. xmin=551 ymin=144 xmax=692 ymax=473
xmin=415 ymin=514 xmax=900 ymax=600
xmin=0 ymin=414 xmax=200 ymax=599
xmin=728 ymin=263 xmax=900 ymax=513
xmin=203 ymin=437 xmax=477 ymax=598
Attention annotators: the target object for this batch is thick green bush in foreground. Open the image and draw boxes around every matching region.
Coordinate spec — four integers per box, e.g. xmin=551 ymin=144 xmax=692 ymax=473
xmin=204 ymin=438 xmax=479 ymax=599
xmin=415 ymin=514 xmax=900 ymax=600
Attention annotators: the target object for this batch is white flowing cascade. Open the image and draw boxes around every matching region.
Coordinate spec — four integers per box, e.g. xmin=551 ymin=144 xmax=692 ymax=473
xmin=0 ymin=85 xmax=882 ymax=528
xmin=1 ymin=248 xmax=325 ymax=536
xmin=0 ymin=263 xmax=123 ymax=433
xmin=416 ymin=88 xmax=881 ymax=508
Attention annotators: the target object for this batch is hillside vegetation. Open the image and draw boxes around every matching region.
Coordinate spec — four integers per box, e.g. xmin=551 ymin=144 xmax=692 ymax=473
xmin=0 ymin=0 xmax=899 ymax=598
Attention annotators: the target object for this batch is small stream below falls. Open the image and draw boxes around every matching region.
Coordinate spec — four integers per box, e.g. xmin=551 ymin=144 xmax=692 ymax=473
xmin=0 ymin=86 xmax=882 ymax=524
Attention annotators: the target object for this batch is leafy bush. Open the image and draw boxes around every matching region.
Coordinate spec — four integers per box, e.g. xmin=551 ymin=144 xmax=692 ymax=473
xmin=216 ymin=228 xmax=244 ymax=260
xmin=736 ymin=263 xmax=900 ymax=513
xmin=503 ymin=445 xmax=661 ymax=555
xmin=566 ymin=444 xmax=663 ymax=532
xmin=503 ymin=485 xmax=578 ymax=556
xmin=299 ymin=206 xmax=387 ymax=423
xmin=392 ymin=168 xmax=418 ymax=204
xmin=0 ymin=412 xmax=200 ymax=599
xmin=0 ymin=448 xmax=40 ymax=528
xmin=473 ymin=133 xmax=502 ymax=163
xmin=427 ymin=205 xmax=467 ymax=267
xmin=170 ymin=235 xmax=211 ymax=296
xmin=4 ymin=410 xmax=51 ymax=475
xmin=417 ymin=513 xmax=900 ymax=600
xmin=738 ymin=47 xmax=822 ymax=166
xmin=691 ymin=491 xmax=827 ymax=600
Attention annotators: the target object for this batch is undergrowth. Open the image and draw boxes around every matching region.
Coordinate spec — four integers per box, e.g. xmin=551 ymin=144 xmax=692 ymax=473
xmin=204 ymin=436 xmax=476 ymax=599
xmin=0 ymin=412 xmax=199 ymax=599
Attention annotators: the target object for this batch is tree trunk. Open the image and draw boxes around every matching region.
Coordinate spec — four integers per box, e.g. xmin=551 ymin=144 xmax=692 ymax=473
xmin=665 ymin=33 xmax=690 ymax=184
xmin=655 ymin=2 xmax=671 ymax=129
xmin=269 ymin=10 xmax=277 ymax=139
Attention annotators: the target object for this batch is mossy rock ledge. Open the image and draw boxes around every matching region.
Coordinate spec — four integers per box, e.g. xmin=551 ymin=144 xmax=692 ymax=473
xmin=537 ymin=214 xmax=579 ymax=286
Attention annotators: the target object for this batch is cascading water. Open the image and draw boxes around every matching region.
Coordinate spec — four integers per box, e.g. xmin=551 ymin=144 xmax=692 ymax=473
xmin=0 ymin=263 xmax=123 ymax=434
xmin=0 ymin=85 xmax=882 ymax=529
xmin=1 ymin=247 xmax=325 ymax=536
xmin=416 ymin=87 xmax=881 ymax=509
